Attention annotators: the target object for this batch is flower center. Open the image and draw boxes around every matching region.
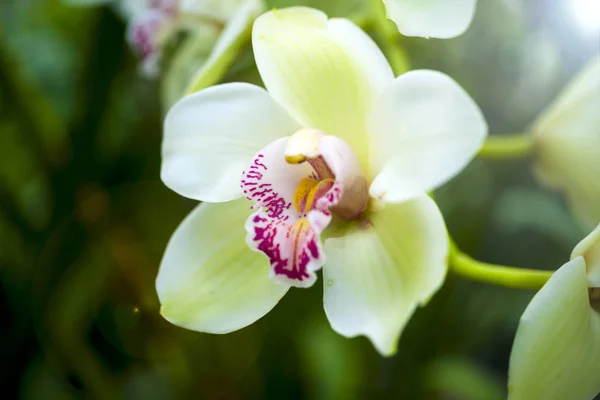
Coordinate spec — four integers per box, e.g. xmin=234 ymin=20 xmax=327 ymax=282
xmin=293 ymin=177 xmax=335 ymax=215
xmin=241 ymin=129 xmax=369 ymax=287
xmin=285 ymin=128 xmax=368 ymax=220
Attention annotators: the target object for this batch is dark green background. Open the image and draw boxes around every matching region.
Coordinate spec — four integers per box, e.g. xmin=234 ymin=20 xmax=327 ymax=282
xmin=0 ymin=0 xmax=597 ymax=398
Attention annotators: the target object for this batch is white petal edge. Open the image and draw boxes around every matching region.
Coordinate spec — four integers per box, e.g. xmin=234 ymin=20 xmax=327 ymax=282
xmin=161 ymin=82 xmax=301 ymax=202
xmin=252 ymin=7 xmax=394 ymax=163
xmin=156 ymin=199 xmax=289 ymax=333
xmin=571 ymin=223 xmax=600 ymax=287
xmin=508 ymin=257 xmax=600 ymax=400
xmin=383 ymin=0 xmax=477 ymax=39
xmin=369 ymin=70 xmax=488 ymax=204
xmin=322 ymin=195 xmax=448 ymax=356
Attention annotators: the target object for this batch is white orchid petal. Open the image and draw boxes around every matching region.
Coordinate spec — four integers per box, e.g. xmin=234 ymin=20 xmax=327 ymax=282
xmin=323 ymin=196 xmax=448 ymax=356
xmin=508 ymin=257 xmax=600 ymax=400
xmin=571 ymin=223 xmax=600 ymax=286
xmin=161 ymin=83 xmax=301 ymax=202
xmin=252 ymin=7 xmax=394 ymax=161
xmin=157 ymin=199 xmax=289 ymax=333
xmin=368 ymin=70 xmax=487 ymax=203
xmin=533 ymin=56 xmax=600 ymax=227
xmin=383 ymin=0 xmax=477 ymax=39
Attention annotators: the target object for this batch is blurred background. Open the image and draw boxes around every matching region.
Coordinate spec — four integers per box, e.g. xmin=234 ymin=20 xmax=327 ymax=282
xmin=0 ymin=0 xmax=598 ymax=398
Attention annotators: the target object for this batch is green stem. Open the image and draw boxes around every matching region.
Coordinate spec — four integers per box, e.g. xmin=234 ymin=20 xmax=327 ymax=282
xmin=478 ymin=133 xmax=535 ymax=159
xmin=448 ymin=240 xmax=552 ymax=290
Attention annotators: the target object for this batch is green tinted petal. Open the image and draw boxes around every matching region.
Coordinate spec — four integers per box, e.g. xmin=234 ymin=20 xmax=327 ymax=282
xmin=508 ymin=257 xmax=600 ymax=400
xmin=252 ymin=7 xmax=394 ymax=162
xmin=322 ymin=196 xmax=448 ymax=355
xmin=157 ymin=199 xmax=289 ymax=333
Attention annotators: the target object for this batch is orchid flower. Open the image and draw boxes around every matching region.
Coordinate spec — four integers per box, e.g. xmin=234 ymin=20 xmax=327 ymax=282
xmin=125 ymin=0 xmax=178 ymax=77
xmin=125 ymin=0 xmax=260 ymax=78
xmin=508 ymin=224 xmax=600 ymax=399
xmin=156 ymin=7 xmax=487 ymax=355
xmin=532 ymin=56 xmax=600 ymax=227
xmin=382 ymin=0 xmax=477 ymax=39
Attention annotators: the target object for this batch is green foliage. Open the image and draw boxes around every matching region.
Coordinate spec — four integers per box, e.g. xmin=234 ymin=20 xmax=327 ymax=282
xmin=0 ymin=0 xmax=595 ymax=398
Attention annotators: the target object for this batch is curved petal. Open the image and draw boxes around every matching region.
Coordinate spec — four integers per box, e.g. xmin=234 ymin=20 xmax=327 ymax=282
xmin=508 ymin=257 xmax=600 ymax=400
xmin=532 ymin=56 xmax=600 ymax=227
xmin=368 ymin=70 xmax=488 ymax=203
xmin=383 ymin=0 xmax=477 ymax=39
xmin=322 ymin=196 xmax=448 ymax=356
xmin=161 ymin=83 xmax=301 ymax=202
xmin=252 ymin=7 xmax=394 ymax=161
xmin=156 ymin=199 xmax=289 ymax=333
xmin=571 ymin=223 xmax=600 ymax=286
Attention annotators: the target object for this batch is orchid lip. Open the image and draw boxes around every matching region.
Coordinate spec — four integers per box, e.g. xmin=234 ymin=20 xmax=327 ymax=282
xmin=241 ymin=129 xmax=369 ymax=287
xmin=284 ymin=128 xmax=368 ymax=219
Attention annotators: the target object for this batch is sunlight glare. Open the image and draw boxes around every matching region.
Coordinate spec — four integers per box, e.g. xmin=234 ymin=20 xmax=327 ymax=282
xmin=570 ymin=0 xmax=600 ymax=34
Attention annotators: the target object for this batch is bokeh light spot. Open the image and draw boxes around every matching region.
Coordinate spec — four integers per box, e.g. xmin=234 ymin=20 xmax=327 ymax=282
xmin=570 ymin=0 xmax=600 ymax=34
